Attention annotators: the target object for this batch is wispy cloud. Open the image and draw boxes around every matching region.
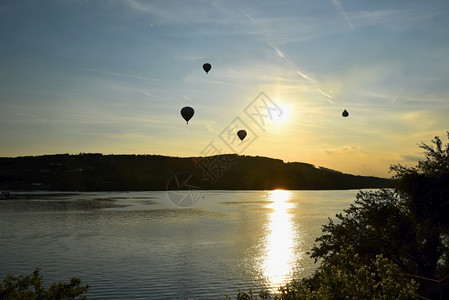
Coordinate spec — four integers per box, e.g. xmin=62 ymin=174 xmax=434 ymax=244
xmin=331 ymin=0 xmax=354 ymax=29
xmin=182 ymin=95 xmax=193 ymax=102
xmin=273 ymin=47 xmax=285 ymax=59
xmin=1 ymin=0 xmax=448 ymax=177
xmin=296 ymin=70 xmax=317 ymax=85
xmin=400 ymin=154 xmax=422 ymax=162
xmin=121 ymin=0 xmax=217 ymax=25
xmin=294 ymin=70 xmax=333 ymax=103
xmin=324 ymin=146 xmax=361 ymax=155
xmin=357 ymin=88 xmax=406 ymax=104
xmin=123 ymin=0 xmax=152 ymax=13
xmin=391 ymin=87 xmax=405 ymax=104
xmin=79 ymin=67 xmax=160 ymax=82
xmin=262 ymin=39 xmax=334 ymax=103
xmin=348 ymin=5 xmax=446 ymax=32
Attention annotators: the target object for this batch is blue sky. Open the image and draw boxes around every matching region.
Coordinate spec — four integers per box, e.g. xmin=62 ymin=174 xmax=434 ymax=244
xmin=1 ymin=0 xmax=448 ymax=177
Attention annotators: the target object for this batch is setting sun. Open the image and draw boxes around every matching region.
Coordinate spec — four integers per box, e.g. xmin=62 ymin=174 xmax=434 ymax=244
xmin=1 ymin=0 xmax=448 ymax=298
xmin=271 ymin=103 xmax=290 ymax=125
xmin=270 ymin=189 xmax=290 ymax=200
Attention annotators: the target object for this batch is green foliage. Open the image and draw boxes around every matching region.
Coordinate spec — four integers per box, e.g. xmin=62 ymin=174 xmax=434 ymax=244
xmin=228 ymin=133 xmax=448 ymax=299
xmin=225 ymin=289 xmax=271 ymax=300
xmin=310 ymin=189 xmax=416 ymax=272
xmin=310 ymin=133 xmax=449 ymax=279
xmin=0 ymin=268 xmax=89 ymax=300
xmin=294 ymin=246 xmax=419 ymax=299
xmin=225 ymin=247 xmax=419 ymax=299
xmin=305 ymin=133 xmax=449 ymax=299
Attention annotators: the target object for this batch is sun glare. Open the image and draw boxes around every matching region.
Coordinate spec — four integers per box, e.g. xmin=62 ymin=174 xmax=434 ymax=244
xmin=272 ymin=103 xmax=290 ymax=124
xmin=262 ymin=189 xmax=296 ymax=291
xmin=270 ymin=189 xmax=290 ymax=200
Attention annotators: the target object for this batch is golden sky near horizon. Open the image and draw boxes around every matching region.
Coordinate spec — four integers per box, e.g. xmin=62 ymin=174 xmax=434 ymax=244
xmin=1 ymin=0 xmax=449 ymax=177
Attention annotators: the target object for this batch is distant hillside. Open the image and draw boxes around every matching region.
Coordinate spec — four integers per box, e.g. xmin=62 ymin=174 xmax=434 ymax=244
xmin=0 ymin=154 xmax=392 ymax=191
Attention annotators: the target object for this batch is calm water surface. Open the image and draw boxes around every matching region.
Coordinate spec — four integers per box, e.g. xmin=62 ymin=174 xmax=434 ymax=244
xmin=0 ymin=190 xmax=362 ymax=299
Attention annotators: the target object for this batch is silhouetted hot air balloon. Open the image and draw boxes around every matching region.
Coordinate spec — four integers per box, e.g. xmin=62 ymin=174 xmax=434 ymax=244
xmin=237 ymin=129 xmax=247 ymax=141
xmin=203 ymin=63 xmax=211 ymax=74
xmin=342 ymin=109 xmax=349 ymax=117
xmin=181 ymin=106 xmax=194 ymax=124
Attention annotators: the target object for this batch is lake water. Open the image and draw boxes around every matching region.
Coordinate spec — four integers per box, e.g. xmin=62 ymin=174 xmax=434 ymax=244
xmin=0 ymin=190 xmax=362 ymax=299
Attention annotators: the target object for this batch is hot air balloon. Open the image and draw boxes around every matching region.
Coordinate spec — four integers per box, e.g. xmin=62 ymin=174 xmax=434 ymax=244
xmin=203 ymin=63 xmax=211 ymax=74
xmin=181 ymin=106 xmax=194 ymax=124
xmin=342 ymin=109 xmax=349 ymax=117
xmin=237 ymin=129 xmax=247 ymax=141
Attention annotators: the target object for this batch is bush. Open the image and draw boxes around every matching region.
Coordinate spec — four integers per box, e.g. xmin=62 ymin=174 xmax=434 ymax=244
xmin=0 ymin=268 xmax=89 ymax=300
xmin=225 ymin=247 xmax=419 ymax=299
xmin=309 ymin=133 xmax=449 ymax=298
xmin=228 ymin=133 xmax=449 ymax=299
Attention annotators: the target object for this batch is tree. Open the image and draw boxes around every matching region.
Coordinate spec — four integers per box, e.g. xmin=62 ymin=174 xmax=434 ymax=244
xmin=285 ymin=246 xmax=419 ymax=299
xmin=391 ymin=134 xmax=449 ymax=278
xmin=228 ymin=133 xmax=448 ymax=299
xmin=310 ymin=189 xmax=416 ymax=272
xmin=226 ymin=247 xmax=419 ymax=299
xmin=309 ymin=132 xmax=449 ymax=296
xmin=0 ymin=268 xmax=89 ymax=300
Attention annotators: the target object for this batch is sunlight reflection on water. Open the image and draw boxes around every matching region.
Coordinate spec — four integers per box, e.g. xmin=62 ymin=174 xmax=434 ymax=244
xmin=0 ymin=190 xmax=359 ymax=299
xmin=261 ymin=189 xmax=299 ymax=291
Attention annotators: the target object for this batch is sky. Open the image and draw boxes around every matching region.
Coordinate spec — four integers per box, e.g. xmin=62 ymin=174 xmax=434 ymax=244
xmin=1 ymin=0 xmax=449 ymax=177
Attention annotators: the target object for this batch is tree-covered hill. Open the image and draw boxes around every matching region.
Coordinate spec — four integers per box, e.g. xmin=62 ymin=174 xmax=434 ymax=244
xmin=0 ymin=153 xmax=392 ymax=191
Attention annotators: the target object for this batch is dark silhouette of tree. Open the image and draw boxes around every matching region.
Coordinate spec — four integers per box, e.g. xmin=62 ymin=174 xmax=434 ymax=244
xmin=310 ymin=132 xmax=449 ymax=297
xmin=391 ymin=134 xmax=449 ymax=278
xmin=0 ymin=154 xmax=392 ymax=191
xmin=0 ymin=268 xmax=89 ymax=299
xmin=226 ymin=246 xmax=419 ymax=299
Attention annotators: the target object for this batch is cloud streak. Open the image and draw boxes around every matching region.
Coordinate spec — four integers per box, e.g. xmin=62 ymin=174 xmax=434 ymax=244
xmin=1 ymin=1 xmax=448 ymax=177
xmin=78 ymin=67 xmax=160 ymax=82
xmin=331 ymin=0 xmax=354 ymax=29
